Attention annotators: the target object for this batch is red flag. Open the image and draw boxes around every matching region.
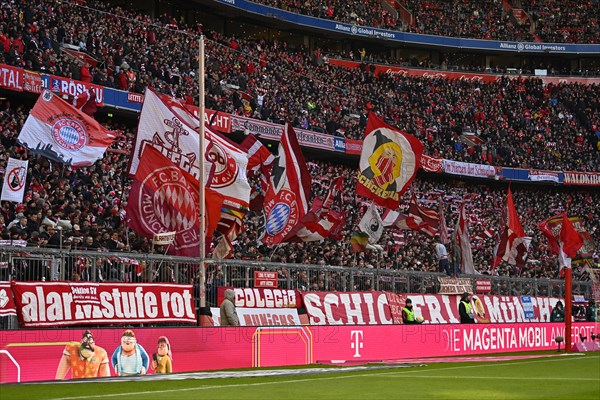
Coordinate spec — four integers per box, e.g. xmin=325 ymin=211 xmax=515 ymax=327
xmin=356 ymin=112 xmax=423 ymax=209
xmin=492 ymin=187 xmax=529 ymax=268
xmin=125 ymin=145 xmax=223 ymax=257
xmin=261 ymin=122 xmax=311 ymax=246
xmin=18 ymin=90 xmax=115 ymax=167
xmin=560 ymin=213 xmax=584 ymax=259
xmin=241 ymin=135 xmax=275 ymax=212
xmin=73 ymin=89 xmax=98 ymax=117
xmin=407 ymin=193 xmax=439 ymax=236
xmin=240 ymin=134 xmax=275 ymax=173
xmin=538 ymin=215 xmax=561 ymax=255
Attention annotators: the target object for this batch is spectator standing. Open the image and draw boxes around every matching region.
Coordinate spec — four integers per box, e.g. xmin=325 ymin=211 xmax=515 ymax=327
xmin=220 ymin=288 xmax=239 ymax=326
xmin=434 ymin=235 xmax=450 ymax=276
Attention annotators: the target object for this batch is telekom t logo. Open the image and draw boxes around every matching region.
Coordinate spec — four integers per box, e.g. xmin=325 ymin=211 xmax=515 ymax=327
xmin=350 ymin=330 xmax=364 ymax=358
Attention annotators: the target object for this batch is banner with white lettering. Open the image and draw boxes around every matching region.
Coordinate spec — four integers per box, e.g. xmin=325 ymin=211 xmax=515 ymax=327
xmin=11 ymin=281 xmax=196 ymax=327
xmin=210 ymin=307 xmax=301 ymax=326
xmin=1 ymin=157 xmax=28 ymax=203
xmin=217 ymin=287 xmax=301 ymax=308
xmin=301 ymin=292 xmax=563 ymax=325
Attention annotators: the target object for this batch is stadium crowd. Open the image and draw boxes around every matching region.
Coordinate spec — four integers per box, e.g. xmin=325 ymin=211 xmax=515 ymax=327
xmin=0 ymin=1 xmax=598 ymax=287
xmin=1 ymin=0 xmax=598 ymax=173
xmin=0 ymin=93 xmax=598 ymax=285
xmin=250 ymin=0 xmax=598 ymax=44
xmin=517 ymin=0 xmax=599 ymax=44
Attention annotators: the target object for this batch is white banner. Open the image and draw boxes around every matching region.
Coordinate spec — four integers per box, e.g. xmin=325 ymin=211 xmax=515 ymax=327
xmin=442 ymin=160 xmax=497 ymax=178
xmin=210 ymin=307 xmax=301 ymax=326
xmin=1 ymin=157 xmax=28 ymax=203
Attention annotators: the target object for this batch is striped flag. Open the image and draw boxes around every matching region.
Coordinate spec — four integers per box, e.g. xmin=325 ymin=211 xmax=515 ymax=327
xmin=455 ymin=201 xmax=475 ymax=274
xmin=492 ymin=187 xmax=530 ymax=268
xmin=261 ymin=123 xmax=312 ymax=246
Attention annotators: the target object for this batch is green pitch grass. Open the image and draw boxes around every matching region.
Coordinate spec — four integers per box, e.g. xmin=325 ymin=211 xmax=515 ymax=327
xmin=1 ymin=354 xmax=599 ymax=400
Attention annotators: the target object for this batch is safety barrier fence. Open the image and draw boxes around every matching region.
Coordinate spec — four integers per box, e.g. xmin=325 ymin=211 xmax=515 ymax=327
xmin=0 ymin=246 xmax=591 ymax=329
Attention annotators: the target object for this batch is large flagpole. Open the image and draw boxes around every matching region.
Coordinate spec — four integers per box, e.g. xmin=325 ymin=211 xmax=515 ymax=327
xmin=198 ymin=35 xmax=207 ymax=310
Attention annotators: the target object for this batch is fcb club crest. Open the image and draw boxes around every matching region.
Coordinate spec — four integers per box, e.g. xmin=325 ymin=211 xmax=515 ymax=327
xmin=136 ymin=165 xmax=199 ymax=250
xmin=206 ymin=140 xmax=238 ymax=188
xmin=264 ymin=189 xmax=299 ymax=242
xmin=52 ymin=119 xmax=87 ymax=150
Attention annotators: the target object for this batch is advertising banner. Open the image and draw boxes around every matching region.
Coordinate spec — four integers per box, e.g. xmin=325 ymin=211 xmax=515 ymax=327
xmin=10 ymin=281 xmax=197 ymax=327
xmin=442 ymin=159 xmax=498 ymax=178
xmin=0 ymin=64 xmax=23 ymax=91
xmin=302 ymin=291 xmax=564 ymax=325
xmin=421 ymin=155 xmax=443 ymax=173
xmin=23 ymin=70 xmax=43 ymax=94
xmin=345 ymin=138 xmax=362 ymax=155
xmin=0 ymin=322 xmax=595 ymax=383
xmin=0 ymin=281 xmax=16 ymax=317
xmin=230 ymin=115 xmax=337 ymax=151
xmin=562 ymin=171 xmax=600 ymax=186
xmin=41 ymin=75 xmax=105 ymax=106
xmin=529 ymin=170 xmax=561 ymax=183
xmin=209 ymin=307 xmax=301 ymax=326
xmin=328 ymin=59 xmax=600 ymax=84
xmin=217 ymin=286 xmax=302 ymax=308
xmin=254 ymin=271 xmax=278 ymax=288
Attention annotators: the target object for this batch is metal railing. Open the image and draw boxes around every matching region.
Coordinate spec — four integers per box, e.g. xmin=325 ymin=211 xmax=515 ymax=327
xmin=0 ymin=246 xmax=592 ymax=329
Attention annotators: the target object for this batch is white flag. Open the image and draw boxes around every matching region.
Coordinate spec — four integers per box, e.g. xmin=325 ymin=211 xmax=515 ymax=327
xmin=358 ymin=204 xmax=383 ymax=244
xmin=1 ymin=157 xmax=28 ymax=203
xmin=129 ymin=88 xmax=250 ymax=209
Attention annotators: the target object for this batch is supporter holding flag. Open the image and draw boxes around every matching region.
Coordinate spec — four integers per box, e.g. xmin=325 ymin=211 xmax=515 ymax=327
xmin=261 ymin=123 xmax=311 ymax=246
xmin=17 ymin=90 xmax=116 ymax=167
xmin=357 ymin=112 xmax=423 ymax=209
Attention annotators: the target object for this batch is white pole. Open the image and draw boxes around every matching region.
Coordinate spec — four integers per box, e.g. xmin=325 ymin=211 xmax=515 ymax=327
xmin=198 ymin=35 xmax=207 ymax=309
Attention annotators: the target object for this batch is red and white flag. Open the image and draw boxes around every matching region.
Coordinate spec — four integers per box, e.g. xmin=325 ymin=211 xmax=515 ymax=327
xmin=73 ymin=89 xmax=98 ymax=117
xmin=125 ymin=145 xmax=224 ymax=257
xmin=558 ymin=212 xmax=584 ymax=268
xmin=492 ymin=187 xmax=530 ymax=268
xmin=283 ymin=178 xmax=347 ymax=243
xmin=455 ymin=201 xmax=475 ymax=274
xmin=129 ymin=87 xmax=250 ymax=210
xmin=356 ymin=112 xmax=423 ymax=209
xmin=261 ymin=122 xmax=311 ymax=246
xmin=18 ymin=90 xmax=115 ymax=167
xmin=381 ymin=193 xmax=438 ymax=237
xmin=240 ymin=134 xmax=275 ymax=212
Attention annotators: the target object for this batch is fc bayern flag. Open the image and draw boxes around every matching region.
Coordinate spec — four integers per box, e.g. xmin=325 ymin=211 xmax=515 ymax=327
xmin=17 ymin=90 xmax=115 ymax=167
xmin=126 ymin=145 xmax=223 ymax=257
xmin=261 ymin=122 xmax=311 ymax=246
xmin=356 ymin=112 xmax=423 ymax=209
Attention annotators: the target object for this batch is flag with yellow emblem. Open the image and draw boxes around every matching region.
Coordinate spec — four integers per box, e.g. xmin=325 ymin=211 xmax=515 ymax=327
xmin=356 ymin=112 xmax=423 ymax=209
